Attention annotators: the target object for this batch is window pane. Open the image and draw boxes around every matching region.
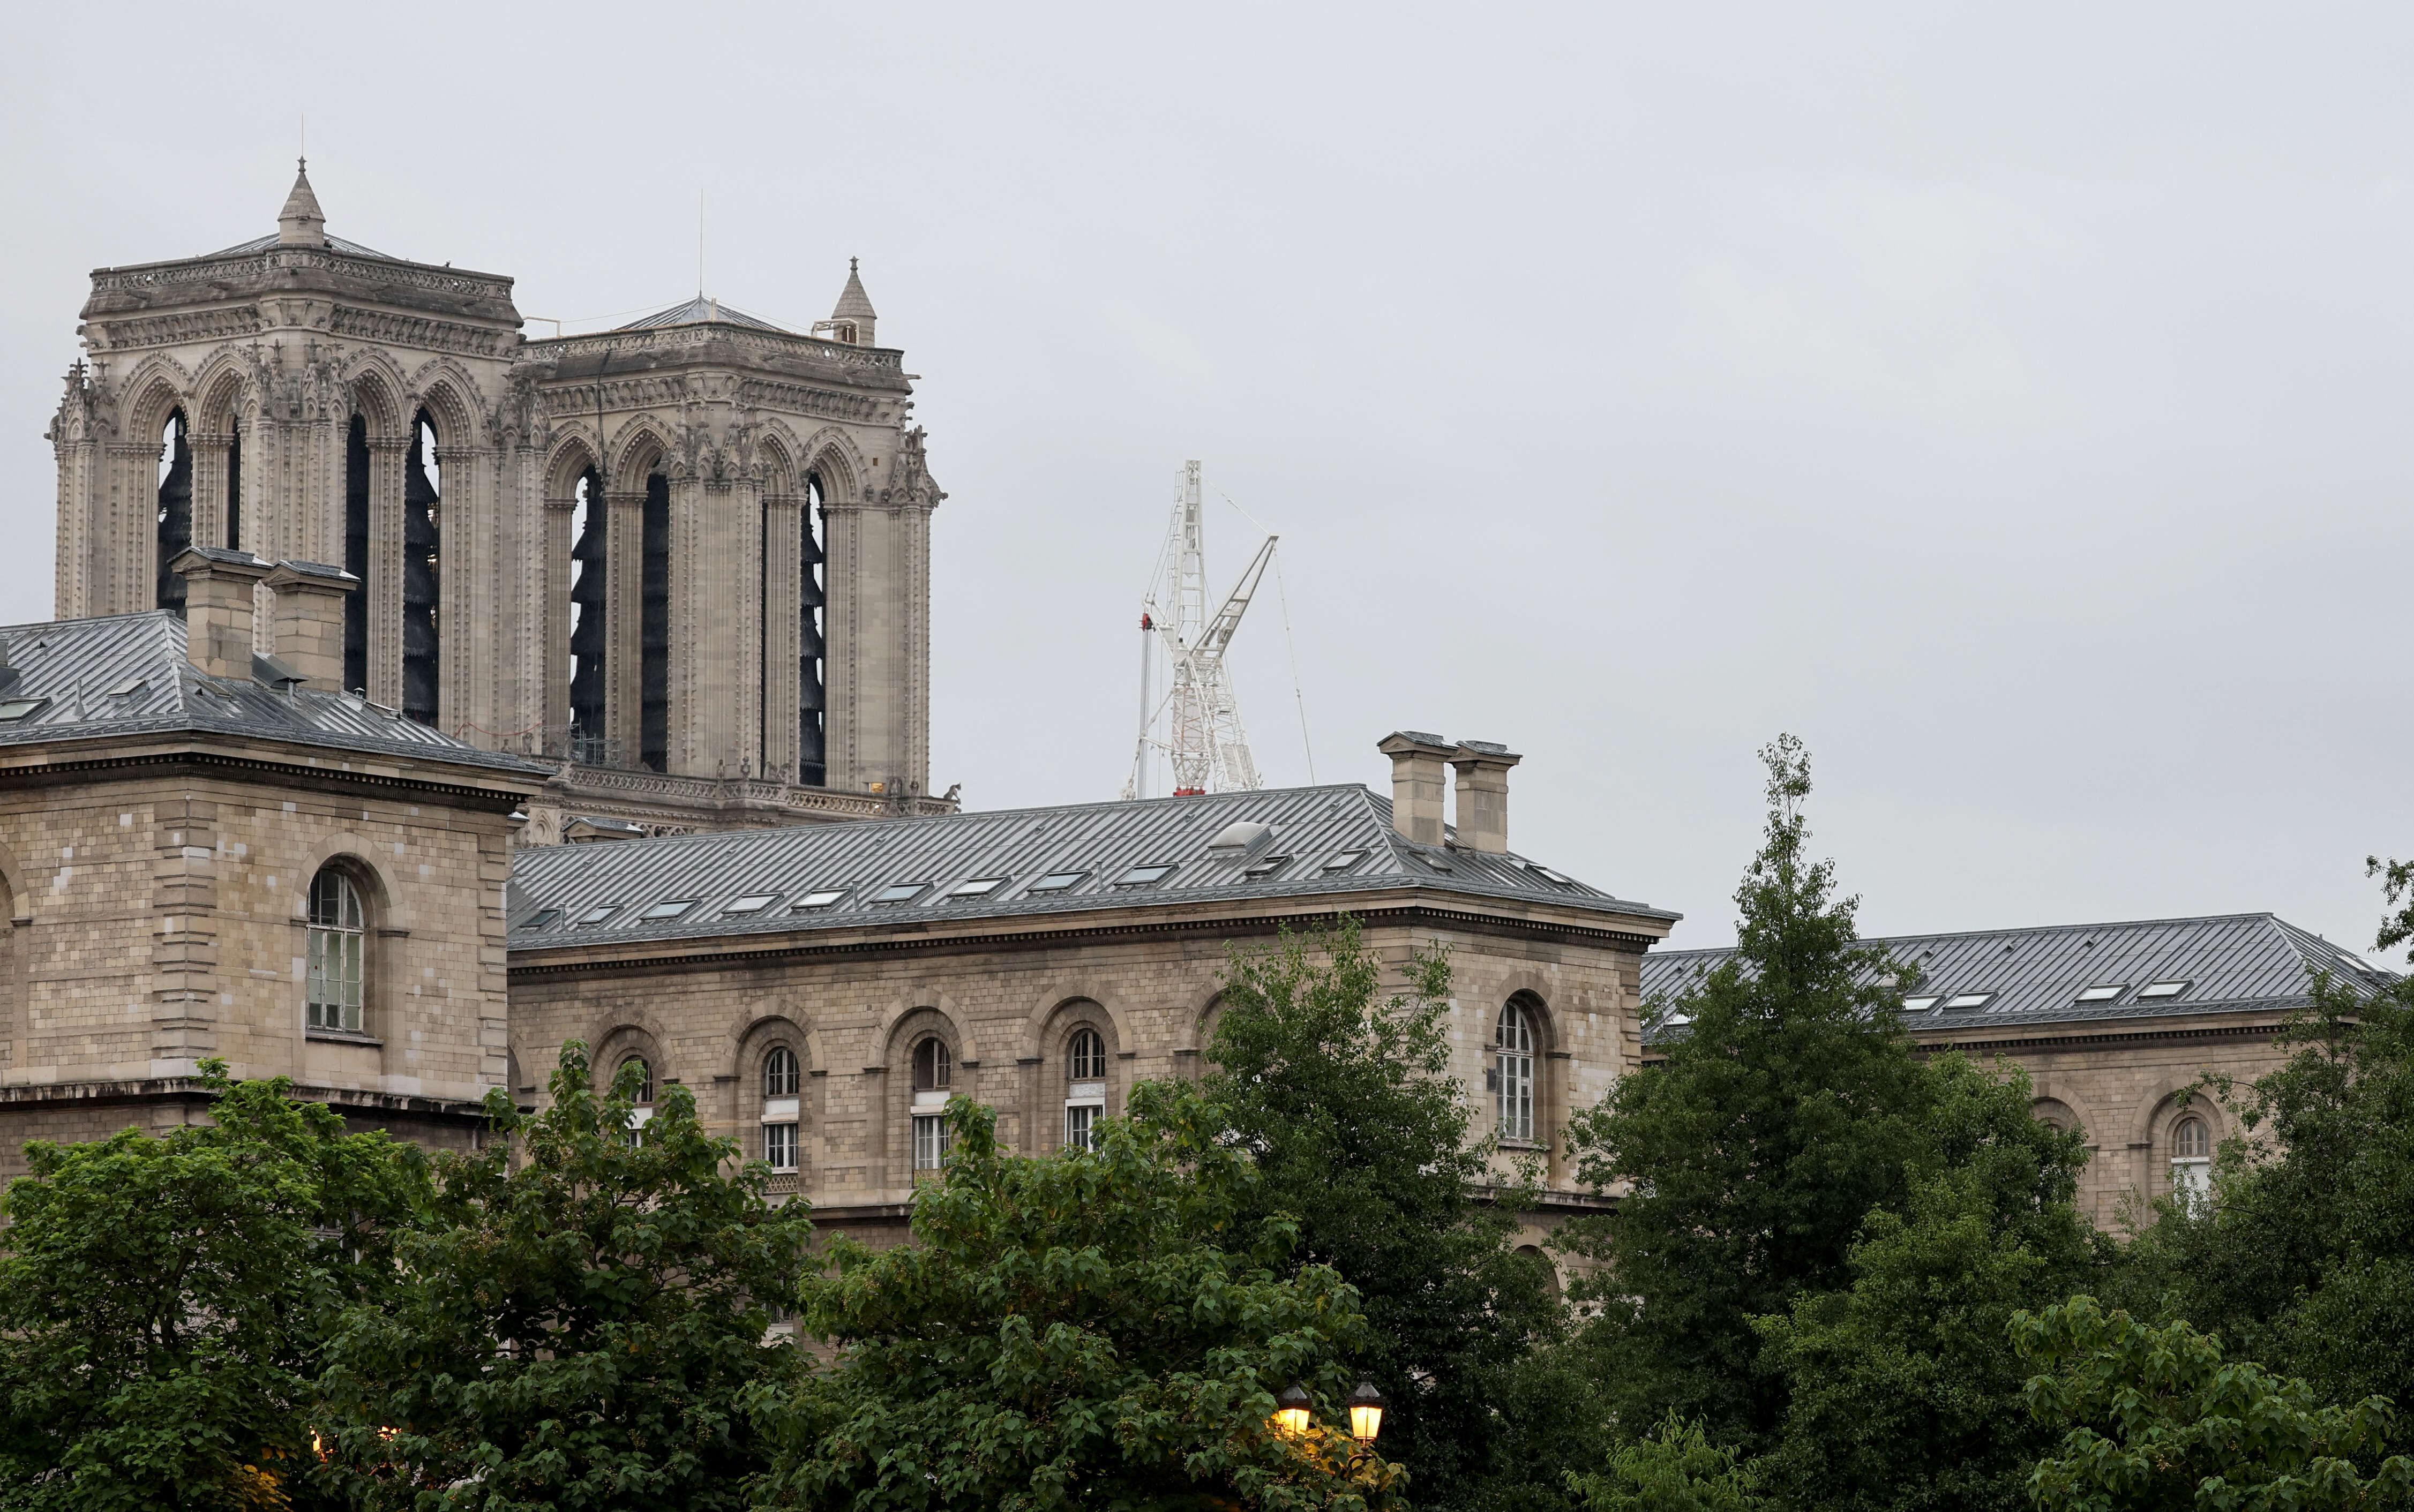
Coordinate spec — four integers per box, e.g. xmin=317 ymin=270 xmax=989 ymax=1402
xmin=766 ymin=1122 xmax=798 ymax=1172
xmin=1066 ymin=1104 xmax=1097 ymax=1152
xmin=912 ymin=1114 xmax=951 ymax=1171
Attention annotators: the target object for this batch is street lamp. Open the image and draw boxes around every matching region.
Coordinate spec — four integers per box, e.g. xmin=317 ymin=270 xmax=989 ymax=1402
xmin=1347 ymin=1381 xmax=1387 ymax=1445
xmin=1272 ymin=1384 xmax=1314 ymax=1439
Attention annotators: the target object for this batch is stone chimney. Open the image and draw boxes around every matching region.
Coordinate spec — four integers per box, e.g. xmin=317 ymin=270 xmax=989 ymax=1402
xmin=172 ymin=547 xmax=274 ymax=681
xmin=264 ymin=560 xmax=357 ymax=690
xmin=1377 ymin=730 xmax=1456 ymax=845
xmin=1449 ymin=740 xmax=1523 ymax=854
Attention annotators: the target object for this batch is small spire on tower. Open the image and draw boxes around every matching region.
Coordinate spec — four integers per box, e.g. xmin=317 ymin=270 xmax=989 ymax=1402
xmin=829 ymin=257 xmax=877 ymax=345
xmin=278 ymin=157 xmax=326 ymax=248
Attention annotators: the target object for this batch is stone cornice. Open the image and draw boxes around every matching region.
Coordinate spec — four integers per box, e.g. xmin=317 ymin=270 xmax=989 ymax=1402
xmin=0 ymin=1074 xmax=496 ymax=1126
xmin=509 ymin=899 xmax=1664 ymax=982
xmin=0 ymin=741 xmax=542 ymax=811
xmin=526 ymin=324 xmax=908 ymax=379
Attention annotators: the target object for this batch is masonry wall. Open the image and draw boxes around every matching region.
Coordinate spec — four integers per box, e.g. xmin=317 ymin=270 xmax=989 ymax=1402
xmin=1927 ymin=1017 xmax=2292 ymax=1230
xmin=0 ymin=761 xmax=516 ymax=1179
xmin=507 ymin=917 xmax=1646 ymax=1234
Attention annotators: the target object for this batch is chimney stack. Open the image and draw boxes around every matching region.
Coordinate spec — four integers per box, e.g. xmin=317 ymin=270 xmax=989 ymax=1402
xmin=264 ymin=560 xmax=358 ymax=691
xmin=172 ymin=547 xmax=273 ymax=681
xmin=1449 ymin=741 xmax=1523 ymax=854
xmin=1378 ymin=730 xmax=1456 ymax=845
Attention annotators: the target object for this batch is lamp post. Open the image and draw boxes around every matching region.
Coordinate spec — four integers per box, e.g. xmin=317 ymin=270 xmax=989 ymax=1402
xmin=1270 ymin=1380 xmax=1388 ymax=1470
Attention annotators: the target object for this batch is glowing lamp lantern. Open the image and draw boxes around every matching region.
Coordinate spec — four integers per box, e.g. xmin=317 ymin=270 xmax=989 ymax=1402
xmin=1347 ymin=1380 xmax=1387 ymax=1445
xmin=1272 ymin=1384 xmax=1314 ymax=1439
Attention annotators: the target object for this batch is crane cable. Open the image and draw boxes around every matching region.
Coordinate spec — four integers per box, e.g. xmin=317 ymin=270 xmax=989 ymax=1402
xmin=1219 ymin=488 xmax=1316 ymax=786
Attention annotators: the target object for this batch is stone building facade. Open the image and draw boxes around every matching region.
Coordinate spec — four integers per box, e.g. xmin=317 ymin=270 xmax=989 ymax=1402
xmin=48 ymin=163 xmax=950 ymax=839
xmin=1642 ymin=914 xmax=2396 ymax=1229
xmin=502 ymin=756 xmax=1674 ymax=1238
xmin=0 ymin=554 xmax=548 ymax=1175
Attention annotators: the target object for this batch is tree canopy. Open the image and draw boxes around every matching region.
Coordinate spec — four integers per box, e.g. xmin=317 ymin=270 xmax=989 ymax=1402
xmin=1202 ymin=919 xmax=1564 ymax=1509
xmin=0 ymin=1062 xmax=428 ymax=1512
xmin=750 ymin=1083 xmax=1400 ymax=1512
xmin=313 ymin=1043 xmax=813 ymax=1512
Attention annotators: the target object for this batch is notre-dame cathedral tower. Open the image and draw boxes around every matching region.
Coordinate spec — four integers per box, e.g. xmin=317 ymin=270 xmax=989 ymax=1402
xmin=49 ymin=162 xmax=948 ymax=837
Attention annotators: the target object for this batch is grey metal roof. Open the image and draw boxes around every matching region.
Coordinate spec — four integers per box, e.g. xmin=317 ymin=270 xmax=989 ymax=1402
xmin=507 ymin=784 xmax=1676 ymax=950
xmin=1640 ymin=913 xmax=2399 ymax=1040
xmin=204 ymin=231 xmax=403 ymax=261
xmin=617 ymin=297 xmax=789 ymax=333
xmin=0 ymin=610 xmax=550 ymax=778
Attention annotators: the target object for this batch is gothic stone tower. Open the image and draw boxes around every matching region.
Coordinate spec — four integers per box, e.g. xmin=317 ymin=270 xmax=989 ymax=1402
xmin=49 ymin=163 xmax=946 ymax=836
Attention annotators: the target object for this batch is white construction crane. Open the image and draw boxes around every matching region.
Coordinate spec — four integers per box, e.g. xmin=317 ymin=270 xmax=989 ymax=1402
xmin=1123 ymin=461 xmax=1277 ymax=799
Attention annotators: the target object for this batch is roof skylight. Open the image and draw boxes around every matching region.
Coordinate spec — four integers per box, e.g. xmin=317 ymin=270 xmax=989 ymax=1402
xmin=574 ymin=904 xmax=619 ymax=928
xmin=721 ymin=893 xmax=780 ymax=916
xmin=1902 ymin=995 xmax=1942 ymax=1011
xmin=641 ymin=898 xmax=701 ymax=921
xmin=790 ymin=889 xmax=847 ymax=911
xmin=1242 ymin=854 xmax=1292 ymax=879
xmin=2136 ymin=980 xmax=2190 ymax=999
xmin=1028 ymin=871 xmax=1086 ymax=893
xmin=1419 ymin=853 xmax=1453 ymax=872
xmin=1115 ymin=863 xmax=1177 ymax=886
xmin=523 ymin=908 xmax=561 ymax=930
xmin=2075 ymin=984 xmax=2125 ymax=1003
xmin=0 ymin=698 xmax=47 ymax=721
xmin=1942 ymin=993 xmax=1992 ymax=1010
xmin=951 ymin=877 xmax=1009 ymax=897
xmin=871 ymin=881 xmax=931 ymax=904
xmin=1320 ymin=850 xmax=1367 ymax=873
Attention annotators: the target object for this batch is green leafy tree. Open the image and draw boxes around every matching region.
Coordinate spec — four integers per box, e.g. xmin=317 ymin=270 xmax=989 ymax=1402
xmin=0 ymin=1062 xmax=429 ymax=1512
xmin=1203 ymin=919 xmax=1565 ymax=1509
xmin=2014 ymin=1297 xmax=2414 ymax=1510
xmin=1566 ymin=1413 xmax=1763 ymax=1512
xmin=1752 ymin=1057 xmax=2104 ymax=1512
xmin=313 ymin=1042 xmax=813 ymax=1511
xmin=1561 ymin=735 xmax=1936 ymax=1443
xmin=2123 ymin=875 xmax=2414 ymax=1416
xmin=751 ymin=1083 xmax=1400 ymax=1512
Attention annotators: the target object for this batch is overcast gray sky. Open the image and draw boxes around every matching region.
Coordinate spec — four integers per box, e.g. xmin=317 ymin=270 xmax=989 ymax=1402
xmin=5 ymin=3 xmax=2409 ymax=957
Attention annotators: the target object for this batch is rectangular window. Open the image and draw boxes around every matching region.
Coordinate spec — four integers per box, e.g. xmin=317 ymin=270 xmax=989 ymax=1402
xmin=640 ymin=898 xmax=700 ymax=921
xmin=911 ymin=1113 xmax=952 ymax=1171
xmin=1242 ymin=854 xmax=1293 ymax=879
xmin=2138 ymin=981 xmax=2190 ymax=999
xmin=872 ymin=882 xmax=932 ymax=905
xmin=522 ymin=907 xmax=562 ymax=930
xmin=1495 ymin=1050 xmax=1534 ymax=1142
xmin=1065 ymin=1103 xmax=1099 ymax=1152
xmin=574 ymin=904 xmax=619 ymax=928
xmin=1115 ymin=863 xmax=1176 ymax=886
xmin=722 ymin=893 xmax=780 ymax=916
xmin=1902 ymin=995 xmax=1942 ymax=1012
xmin=305 ymin=923 xmax=363 ymax=1032
xmin=790 ymin=889 xmax=847 ymax=911
xmin=2075 ymin=984 xmax=2126 ymax=1002
xmin=764 ymin=1122 xmax=798 ymax=1172
xmin=1942 ymin=993 xmax=1992 ymax=1010
xmin=1320 ymin=850 xmax=1367 ymax=872
xmin=1028 ymin=871 xmax=1087 ymax=893
xmin=950 ymin=877 xmax=1009 ymax=897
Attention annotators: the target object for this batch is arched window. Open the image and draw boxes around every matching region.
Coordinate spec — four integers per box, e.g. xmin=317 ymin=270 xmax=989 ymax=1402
xmin=1493 ymin=1001 xmax=1536 ymax=1143
xmin=2171 ymin=1114 xmax=2211 ymax=1204
xmin=910 ymin=1034 xmax=953 ymax=1172
xmin=912 ymin=1036 xmax=951 ymax=1092
xmin=620 ymin=1054 xmax=654 ymax=1104
xmin=155 ymin=409 xmax=192 ymax=613
xmin=762 ymin=1045 xmax=800 ymax=1174
xmin=764 ymin=1045 xmax=800 ymax=1099
xmin=1067 ymin=1027 xmax=1106 ymax=1082
xmin=305 ymin=867 xmax=365 ymax=1032
xmin=1065 ymin=1025 xmax=1107 ymax=1151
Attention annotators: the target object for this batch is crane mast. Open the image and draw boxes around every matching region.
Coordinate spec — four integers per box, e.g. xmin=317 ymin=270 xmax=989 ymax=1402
xmin=1122 ymin=461 xmax=1274 ymax=798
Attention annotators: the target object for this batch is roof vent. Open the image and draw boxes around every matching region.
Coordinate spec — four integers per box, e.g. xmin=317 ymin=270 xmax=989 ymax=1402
xmin=1206 ymin=820 xmax=1276 ymax=859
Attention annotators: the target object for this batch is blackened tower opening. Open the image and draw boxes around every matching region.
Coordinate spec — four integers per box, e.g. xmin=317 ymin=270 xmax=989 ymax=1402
xmin=154 ymin=410 xmax=191 ymax=613
xmin=402 ymin=411 xmax=441 ymax=726
xmin=640 ymin=471 xmax=670 ymax=772
xmin=567 ymin=464 xmax=606 ymax=751
xmin=343 ymin=416 xmax=370 ymax=693
xmin=800 ymin=471 xmax=827 ymax=786
xmin=224 ymin=422 xmax=242 ymax=551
